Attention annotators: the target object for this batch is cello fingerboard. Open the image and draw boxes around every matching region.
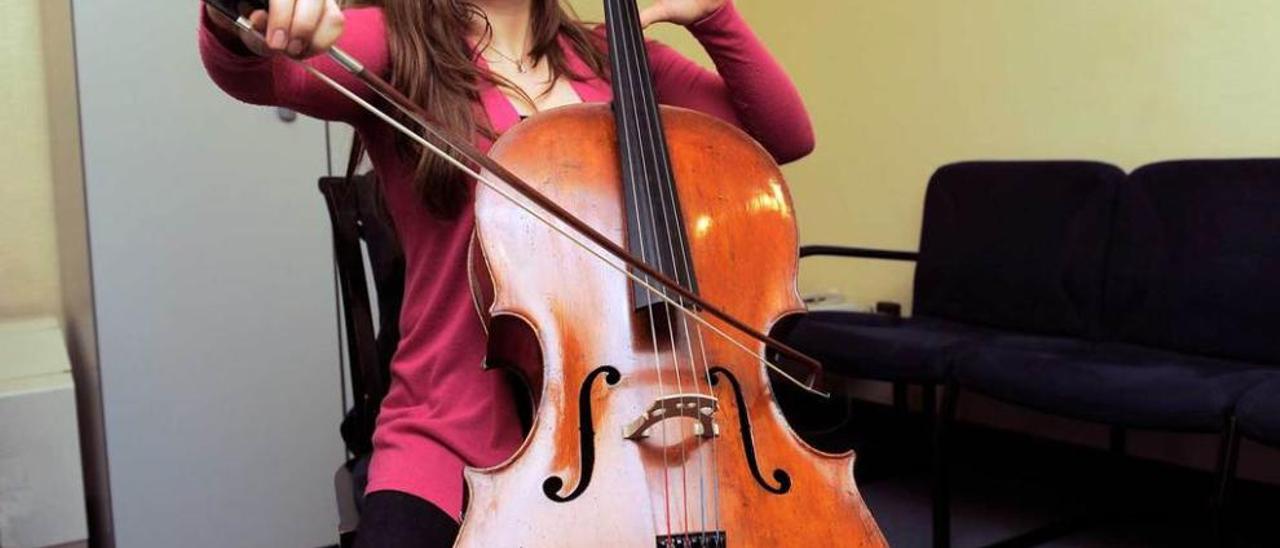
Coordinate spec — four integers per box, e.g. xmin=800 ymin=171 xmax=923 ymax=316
xmin=603 ymin=0 xmax=701 ymax=309
xmin=655 ymin=532 xmax=728 ymax=548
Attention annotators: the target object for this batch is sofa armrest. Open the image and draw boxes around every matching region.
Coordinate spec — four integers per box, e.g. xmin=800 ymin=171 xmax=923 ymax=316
xmin=799 ymin=245 xmax=919 ymax=262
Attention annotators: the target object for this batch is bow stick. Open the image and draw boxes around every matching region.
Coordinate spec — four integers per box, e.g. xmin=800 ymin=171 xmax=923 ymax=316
xmin=202 ymin=0 xmax=827 ymax=394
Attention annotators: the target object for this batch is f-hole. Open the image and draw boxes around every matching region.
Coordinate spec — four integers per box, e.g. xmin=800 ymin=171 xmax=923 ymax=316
xmin=543 ymin=366 xmax=622 ymax=502
xmin=710 ymin=367 xmax=792 ymax=495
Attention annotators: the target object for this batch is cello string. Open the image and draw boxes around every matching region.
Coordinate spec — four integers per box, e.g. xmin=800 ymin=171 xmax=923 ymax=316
xmin=638 ymin=77 xmax=726 ymax=546
xmin=298 ymin=60 xmax=828 ymax=399
xmin=609 ymin=1 xmax=696 ymax=541
xmin=632 ymin=65 xmax=723 ymax=548
xmin=691 ymin=317 xmax=722 ymax=543
xmin=613 ymin=2 xmax=718 ymax=541
xmin=613 ymin=2 xmax=710 ymax=542
xmin=602 ymin=0 xmax=676 ymax=540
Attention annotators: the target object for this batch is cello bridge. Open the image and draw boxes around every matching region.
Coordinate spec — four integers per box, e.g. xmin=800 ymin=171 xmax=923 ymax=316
xmin=623 ymin=394 xmax=720 ymax=440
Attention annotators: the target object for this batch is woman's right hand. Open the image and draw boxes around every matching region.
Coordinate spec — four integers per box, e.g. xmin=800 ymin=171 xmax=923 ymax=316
xmin=206 ymin=0 xmax=345 ymax=59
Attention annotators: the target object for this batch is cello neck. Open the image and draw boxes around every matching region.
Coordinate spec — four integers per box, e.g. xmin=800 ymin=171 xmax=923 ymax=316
xmin=604 ymin=0 xmax=700 ymax=308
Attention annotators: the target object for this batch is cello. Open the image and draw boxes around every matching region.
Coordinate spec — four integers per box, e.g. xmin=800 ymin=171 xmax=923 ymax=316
xmin=204 ymin=1 xmax=887 ymax=545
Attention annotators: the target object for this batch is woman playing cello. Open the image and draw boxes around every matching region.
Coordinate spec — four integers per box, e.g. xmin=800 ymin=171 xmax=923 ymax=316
xmin=199 ymin=0 xmax=814 ymax=545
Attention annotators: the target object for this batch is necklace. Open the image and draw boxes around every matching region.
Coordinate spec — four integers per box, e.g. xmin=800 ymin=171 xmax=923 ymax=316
xmin=485 ymin=45 xmax=533 ymax=74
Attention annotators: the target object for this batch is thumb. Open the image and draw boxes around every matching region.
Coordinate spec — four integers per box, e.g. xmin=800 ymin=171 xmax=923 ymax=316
xmin=637 ymin=4 xmax=666 ymax=28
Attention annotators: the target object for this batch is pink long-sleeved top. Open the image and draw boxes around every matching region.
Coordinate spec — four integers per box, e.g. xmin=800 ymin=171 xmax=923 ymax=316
xmin=199 ymin=1 xmax=813 ymax=521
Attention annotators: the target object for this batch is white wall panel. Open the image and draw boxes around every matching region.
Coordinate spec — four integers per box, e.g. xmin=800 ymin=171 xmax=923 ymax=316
xmin=72 ymin=2 xmax=346 ymax=546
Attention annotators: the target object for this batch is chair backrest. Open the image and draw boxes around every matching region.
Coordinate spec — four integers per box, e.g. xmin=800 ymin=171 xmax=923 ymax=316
xmin=319 ymin=172 xmax=405 ymax=456
xmin=1105 ymin=160 xmax=1280 ymax=364
xmin=913 ymin=161 xmax=1124 ymax=338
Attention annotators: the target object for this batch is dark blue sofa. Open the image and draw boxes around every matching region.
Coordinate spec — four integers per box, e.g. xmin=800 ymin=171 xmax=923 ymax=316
xmin=784 ymin=160 xmax=1280 ymax=547
xmin=787 ymin=161 xmax=1121 ymax=385
xmin=1238 ymin=377 xmax=1280 ymax=448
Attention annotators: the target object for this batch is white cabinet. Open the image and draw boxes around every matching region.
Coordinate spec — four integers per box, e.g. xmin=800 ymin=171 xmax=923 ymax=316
xmin=71 ymin=2 xmax=347 ymax=546
xmin=0 ymin=319 xmax=88 ymax=548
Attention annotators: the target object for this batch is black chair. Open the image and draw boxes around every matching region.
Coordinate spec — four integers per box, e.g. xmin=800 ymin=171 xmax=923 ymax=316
xmin=784 ymin=160 xmax=1127 ymax=547
xmin=319 ymin=172 xmax=406 ymax=547
xmin=1237 ymin=377 xmax=1280 ymax=450
xmin=1226 ymin=373 xmax=1280 ymax=538
xmin=1129 ymin=160 xmax=1280 ymax=543
xmin=787 ymin=160 xmax=1124 ymax=388
xmin=939 ymin=160 xmax=1280 ymax=546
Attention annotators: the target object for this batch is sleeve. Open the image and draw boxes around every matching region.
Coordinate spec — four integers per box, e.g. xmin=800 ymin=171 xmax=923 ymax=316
xmin=198 ymin=6 xmax=389 ymax=124
xmin=647 ymin=2 xmax=815 ymax=164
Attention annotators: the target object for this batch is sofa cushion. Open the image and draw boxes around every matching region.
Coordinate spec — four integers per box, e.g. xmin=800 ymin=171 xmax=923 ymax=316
xmin=913 ymin=161 xmax=1123 ymax=338
xmin=1236 ymin=375 xmax=1280 ymax=447
xmin=952 ymin=336 xmax=1270 ymax=431
xmin=1106 ymin=160 xmax=1280 ymax=364
xmin=783 ymin=311 xmax=992 ymax=383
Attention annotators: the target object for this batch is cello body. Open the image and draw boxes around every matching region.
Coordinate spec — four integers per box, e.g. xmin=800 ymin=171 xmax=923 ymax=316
xmin=462 ymin=104 xmax=886 ymax=547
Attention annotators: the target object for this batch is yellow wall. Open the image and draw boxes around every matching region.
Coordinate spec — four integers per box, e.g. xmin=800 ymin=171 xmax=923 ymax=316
xmin=6 ymin=1 xmax=1280 ymax=325
xmin=4 ymin=1 xmax=1277 ymax=323
xmin=0 ymin=0 xmax=61 ymax=320
xmin=577 ymin=0 xmax=1280 ymax=483
xmin=576 ymin=0 xmax=1280 ymax=311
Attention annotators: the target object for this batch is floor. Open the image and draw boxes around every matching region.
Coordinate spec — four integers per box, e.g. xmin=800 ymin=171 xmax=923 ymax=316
xmin=58 ymin=397 xmax=1277 ymax=548
xmin=779 ymin=393 xmax=1280 ymax=548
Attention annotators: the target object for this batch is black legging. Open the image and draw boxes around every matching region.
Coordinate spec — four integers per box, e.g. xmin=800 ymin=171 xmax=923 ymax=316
xmin=354 ymin=491 xmax=459 ymax=548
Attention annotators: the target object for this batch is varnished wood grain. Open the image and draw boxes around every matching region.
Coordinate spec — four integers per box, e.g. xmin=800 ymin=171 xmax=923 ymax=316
xmin=464 ymin=104 xmax=887 ymax=547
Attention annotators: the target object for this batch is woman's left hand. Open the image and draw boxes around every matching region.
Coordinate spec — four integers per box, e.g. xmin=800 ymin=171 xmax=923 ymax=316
xmin=638 ymin=0 xmax=728 ymax=27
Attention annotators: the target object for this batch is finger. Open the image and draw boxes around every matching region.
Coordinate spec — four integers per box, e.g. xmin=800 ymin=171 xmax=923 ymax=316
xmin=227 ymin=10 xmax=268 ymax=54
xmin=307 ymin=1 xmax=346 ymax=57
xmin=243 ymin=9 xmax=268 ymax=32
xmin=240 ymin=11 xmax=272 ymax=56
xmin=287 ymin=0 xmax=324 ymax=57
xmin=266 ymin=0 xmax=297 ymax=51
xmin=638 ymin=4 xmax=666 ymax=28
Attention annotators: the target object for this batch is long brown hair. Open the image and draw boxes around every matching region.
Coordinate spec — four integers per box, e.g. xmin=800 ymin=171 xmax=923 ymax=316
xmin=353 ymin=0 xmax=608 ymax=218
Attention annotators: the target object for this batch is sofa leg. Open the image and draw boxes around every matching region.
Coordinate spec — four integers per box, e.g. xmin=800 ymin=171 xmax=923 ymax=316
xmin=932 ymin=383 xmax=958 ymax=548
xmin=922 ymin=384 xmax=939 ymax=454
xmin=1211 ymin=417 xmax=1241 ymax=547
xmin=922 ymin=383 xmax=938 ymax=421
